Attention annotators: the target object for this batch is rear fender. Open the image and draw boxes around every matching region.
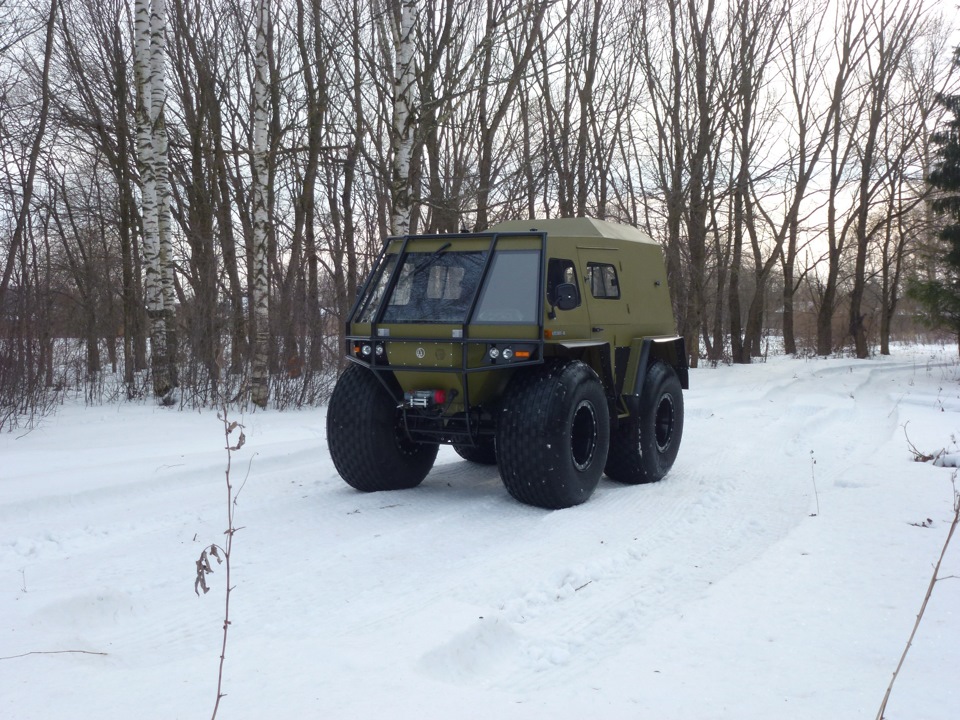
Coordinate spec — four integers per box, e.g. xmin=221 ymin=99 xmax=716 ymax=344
xmin=547 ymin=341 xmax=617 ymax=421
xmin=622 ymin=336 xmax=688 ymax=417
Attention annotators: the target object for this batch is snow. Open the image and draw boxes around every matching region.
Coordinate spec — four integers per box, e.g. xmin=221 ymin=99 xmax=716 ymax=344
xmin=2 ymin=346 xmax=959 ymax=719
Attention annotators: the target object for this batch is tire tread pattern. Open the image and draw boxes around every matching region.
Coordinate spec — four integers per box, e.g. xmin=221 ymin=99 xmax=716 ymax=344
xmin=605 ymin=361 xmax=683 ymax=484
xmin=497 ymin=360 xmax=609 ymax=509
xmin=326 ymin=365 xmax=438 ymax=491
xmin=453 ymin=440 xmax=497 ymax=465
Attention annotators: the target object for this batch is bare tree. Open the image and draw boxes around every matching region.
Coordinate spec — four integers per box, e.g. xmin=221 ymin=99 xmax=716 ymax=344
xmin=0 ymin=0 xmax=58 ymax=312
xmin=774 ymin=0 xmax=834 ymax=355
xmin=815 ymin=0 xmax=871 ymax=355
xmin=684 ymin=0 xmax=728 ymax=368
xmin=727 ymin=0 xmax=788 ymax=363
xmin=475 ymin=0 xmax=549 ymax=229
xmin=847 ymin=0 xmax=927 ymax=358
xmin=635 ymin=0 xmax=691 ymax=354
xmin=55 ymin=0 xmax=150 ymax=389
xmin=875 ymin=20 xmax=955 ymax=354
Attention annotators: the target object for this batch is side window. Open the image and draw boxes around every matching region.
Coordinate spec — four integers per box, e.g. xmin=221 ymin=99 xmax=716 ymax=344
xmin=586 ymin=262 xmax=620 ymax=299
xmin=546 ymin=258 xmax=581 ymax=307
xmin=474 ymin=250 xmax=540 ymax=323
xmin=356 ymin=254 xmax=398 ymax=322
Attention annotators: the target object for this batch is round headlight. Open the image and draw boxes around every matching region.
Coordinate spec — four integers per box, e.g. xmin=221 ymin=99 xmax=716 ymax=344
xmin=502 ymin=348 xmax=514 ymax=360
xmin=361 ymin=344 xmax=372 ymax=356
xmin=375 ymin=344 xmax=384 ymax=356
xmin=488 ymin=347 xmax=500 ymax=359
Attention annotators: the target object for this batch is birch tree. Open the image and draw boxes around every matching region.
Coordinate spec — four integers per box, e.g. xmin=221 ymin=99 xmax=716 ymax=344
xmin=134 ymin=0 xmax=176 ymax=400
xmin=389 ymin=0 xmax=417 ymax=236
xmin=250 ymin=0 xmax=271 ymax=408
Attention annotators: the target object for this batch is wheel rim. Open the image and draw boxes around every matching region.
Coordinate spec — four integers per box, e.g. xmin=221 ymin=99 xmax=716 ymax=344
xmin=654 ymin=393 xmax=674 ymax=452
xmin=570 ymin=400 xmax=598 ymax=471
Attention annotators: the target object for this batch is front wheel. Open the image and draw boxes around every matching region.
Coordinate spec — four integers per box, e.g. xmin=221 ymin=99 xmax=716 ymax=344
xmin=605 ymin=361 xmax=684 ymax=484
xmin=326 ymin=364 xmax=438 ymax=491
xmin=496 ymin=360 xmax=610 ymax=509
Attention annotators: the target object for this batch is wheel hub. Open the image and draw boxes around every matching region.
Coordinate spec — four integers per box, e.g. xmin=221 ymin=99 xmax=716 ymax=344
xmin=571 ymin=400 xmax=598 ymax=471
xmin=654 ymin=393 xmax=674 ymax=452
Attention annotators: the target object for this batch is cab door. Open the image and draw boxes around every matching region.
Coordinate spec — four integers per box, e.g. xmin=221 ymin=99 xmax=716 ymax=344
xmin=544 ymin=256 xmax=590 ymax=340
xmin=575 ymin=247 xmax=631 ymax=402
xmin=577 ymin=248 xmax=631 ymax=345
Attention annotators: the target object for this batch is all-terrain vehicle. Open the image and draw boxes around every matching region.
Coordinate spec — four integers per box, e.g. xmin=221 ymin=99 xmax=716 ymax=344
xmin=326 ymin=217 xmax=688 ymax=509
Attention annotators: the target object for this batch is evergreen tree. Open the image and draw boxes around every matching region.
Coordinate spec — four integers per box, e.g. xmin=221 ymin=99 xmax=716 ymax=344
xmin=911 ymin=46 xmax=960 ymax=353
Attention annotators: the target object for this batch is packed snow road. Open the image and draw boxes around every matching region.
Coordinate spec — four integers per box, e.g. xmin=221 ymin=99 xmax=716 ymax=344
xmin=2 ymin=347 xmax=958 ymax=719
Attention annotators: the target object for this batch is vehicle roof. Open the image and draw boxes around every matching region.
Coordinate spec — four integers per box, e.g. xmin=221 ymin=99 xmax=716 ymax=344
xmin=488 ymin=217 xmax=657 ymax=245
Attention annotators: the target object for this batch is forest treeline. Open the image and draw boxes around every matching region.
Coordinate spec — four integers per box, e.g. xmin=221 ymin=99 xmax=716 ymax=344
xmin=0 ymin=0 xmax=957 ymax=424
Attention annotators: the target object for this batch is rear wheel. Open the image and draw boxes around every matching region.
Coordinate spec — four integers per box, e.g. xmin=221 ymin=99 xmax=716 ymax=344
xmin=496 ymin=360 xmax=610 ymax=509
xmin=605 ymin=361 xmax=683 ymax=484
xmin=453 ymin=439 xmax=497 ymax=465
xmin=326 ymin=364 xmax=438 ymax=491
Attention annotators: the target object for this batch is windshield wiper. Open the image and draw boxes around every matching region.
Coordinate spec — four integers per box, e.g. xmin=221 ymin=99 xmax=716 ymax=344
xmin=411 ymin=242 xmax=452 ymax=275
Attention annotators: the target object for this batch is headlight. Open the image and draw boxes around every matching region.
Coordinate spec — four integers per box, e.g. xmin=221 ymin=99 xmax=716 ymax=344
xmin=488 ymin=347 xmax=500 ymax=359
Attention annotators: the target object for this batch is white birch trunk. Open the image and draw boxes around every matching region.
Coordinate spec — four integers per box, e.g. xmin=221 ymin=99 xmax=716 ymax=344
xmin=151 ymin=0 xmax=178 ymax=394
xmin=250 ymin=0 xmax=271 ymax=408
xmin=134 ymin=0 xmax=169 ymax=398
xmin=389 ymin=0 xmax=417 ymax=236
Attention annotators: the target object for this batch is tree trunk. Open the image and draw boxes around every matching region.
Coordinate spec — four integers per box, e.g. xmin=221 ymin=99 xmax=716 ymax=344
xmin=135 ymin=0 xmax=169 ymax=398
xmin=250 ymin=0 xmax=271 ymax=408
xmin=389 ymin=0 xmax=417 ymax=235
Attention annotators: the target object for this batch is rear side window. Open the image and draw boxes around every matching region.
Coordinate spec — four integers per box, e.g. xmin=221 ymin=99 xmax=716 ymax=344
xmin=586 ymin=262 xmax=620 ymax=299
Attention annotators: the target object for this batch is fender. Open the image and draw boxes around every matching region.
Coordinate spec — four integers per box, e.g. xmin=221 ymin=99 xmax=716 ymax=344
xmin=622 ymin=336 xmax=688 ymax=417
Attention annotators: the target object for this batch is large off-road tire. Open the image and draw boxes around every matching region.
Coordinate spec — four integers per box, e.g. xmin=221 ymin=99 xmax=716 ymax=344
xmin=326 ymin=364 xmax=438 ymax=491
xmin=605 ymin=361 xmax=683 ymax=484
xmin=453 ymin=439 xmax=497 ymax=465
xmin=496 ymin=360 xmax=610 ymax=509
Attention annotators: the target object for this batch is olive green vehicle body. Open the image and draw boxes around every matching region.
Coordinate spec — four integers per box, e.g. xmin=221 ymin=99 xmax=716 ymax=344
xmin=343 ymin=217 xmax=688 ymax=446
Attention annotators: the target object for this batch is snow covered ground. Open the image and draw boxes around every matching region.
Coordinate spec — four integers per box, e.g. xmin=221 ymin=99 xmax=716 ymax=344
xmin=2 ymin=345 xmax=959 ymax=720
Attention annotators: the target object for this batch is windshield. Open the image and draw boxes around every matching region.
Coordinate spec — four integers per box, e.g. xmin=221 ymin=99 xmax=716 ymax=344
xmin=380 ymin=251 xmax=487 ymax=323
xmin=354 ymin=244 xmax=542 ymax=325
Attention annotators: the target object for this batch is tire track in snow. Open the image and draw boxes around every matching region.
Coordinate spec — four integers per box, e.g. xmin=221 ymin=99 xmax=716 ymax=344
xmin=5 ymin=355 xmax=949 ymax=692
xmin=415 ymin=359 xmax=915 ymax=691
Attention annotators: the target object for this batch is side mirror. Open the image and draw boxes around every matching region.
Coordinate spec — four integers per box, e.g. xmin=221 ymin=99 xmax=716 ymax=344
xmin=555 ymin=282 xmax=578 ymax=311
